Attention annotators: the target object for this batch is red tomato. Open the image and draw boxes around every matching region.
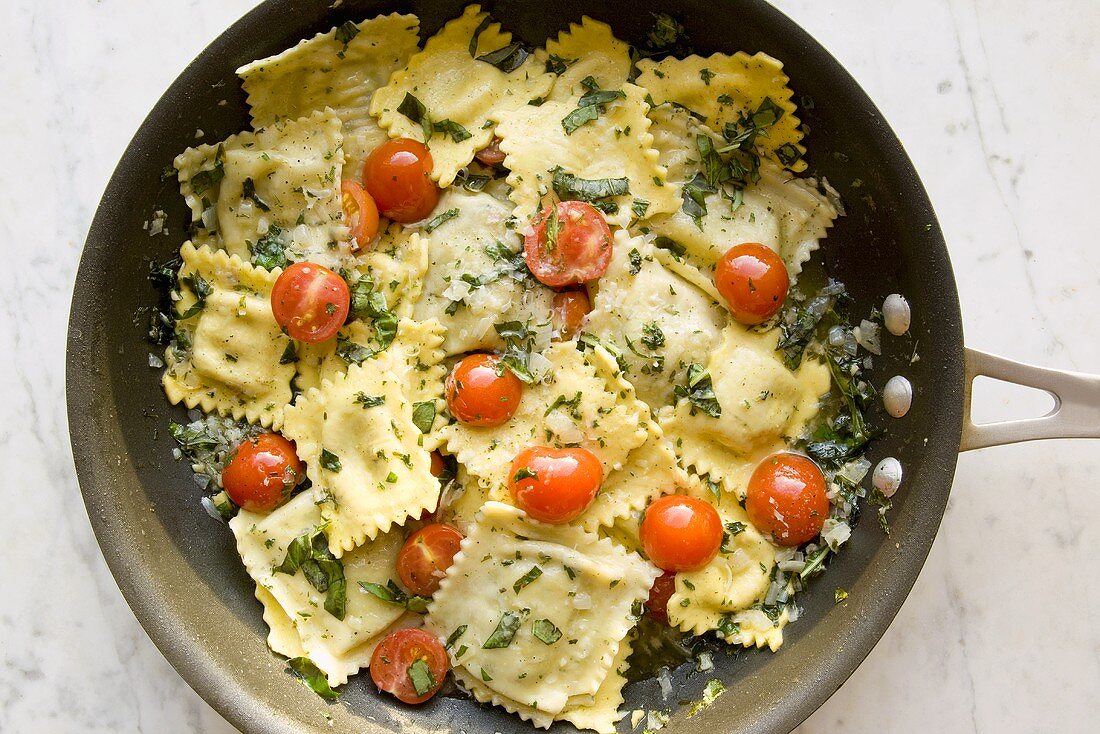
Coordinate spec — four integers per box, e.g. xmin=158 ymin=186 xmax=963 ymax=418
xmin=508 ymin=446 xmax=602 ymax=524
xmin=362 ymin=138 xmax=439 ymax=223
xmin=369 ymin=628 xmax=449 ymax=705
xmin=341 ymin=179 xmax=380 ymax=250
xmin=474 ymin=138 xmax=506 ymax=166
xmin=714 ymin=243 xmax=790 ymax=325
xmin=221 ymin=433 xmax=302 ymax=512
xmin=429 ymin=451 xmax=446 ymax=478
xmin=646 ymin=572 xmax=676 ymax=624
xmin=397 ymin=523 xmax=465 ymax=596
xmin=551 ymin=290 xmax=591 ymax=340
xmin=271 ymin=262 xmax=350 ymax=344
xmin=523 ymin=201 xmax=613 ymax=288
xmin=640 ymin=496 xmax=723 ymax=572
xmin=445 ymin=354 xmax=523 ymax=427
xmin=745 ymin=453 xmax=829 ymax=546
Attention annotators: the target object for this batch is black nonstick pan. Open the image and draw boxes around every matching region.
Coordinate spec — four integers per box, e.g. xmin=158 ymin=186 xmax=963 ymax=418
xmin=65 ymin=1 xmax=1100 ymax=732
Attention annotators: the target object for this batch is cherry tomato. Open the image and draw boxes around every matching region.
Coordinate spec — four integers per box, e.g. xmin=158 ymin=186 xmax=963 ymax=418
xmin=397 ymin=523 xmax=465 ymax=596
xmin=714 ymin=243 xmax=789 ymax=325
xmin=221 ymin=433 xmax=302 ymax=512
xmin=551 ymin=290 xmax=591 ymax=340
xmin=745 ymin=453 xmax=829 ymax=546
xmin=341 ymin=179 xmax=380 ymax=250
xmin=429 ymin=451 xmax=446 ymax=478
xmin=523 ymin=201 xmax=613 ymax=288
xmin=509 ymin=446 xmax=602 ymax=524
xmin=474 ymin=138 xmax=506 ymax=166
xmin=646 ymin=572 xmax=676 ymax=624
xmin=369 ymin=628 xmax=449 ymax=705
xmin=640 ymin=496 xmax=723 ymax=572
xmin=445 ymin=354 xmax=523 ymax=427
xmin=362 ymin=138 xmax=439 ymax=223
xmin=271 ymin=262 xmax=350 ymax=344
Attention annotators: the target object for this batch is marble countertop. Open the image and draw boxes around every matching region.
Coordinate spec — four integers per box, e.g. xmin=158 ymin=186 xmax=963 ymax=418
xmin=3 ymin=0 xmax=1098 ymax=731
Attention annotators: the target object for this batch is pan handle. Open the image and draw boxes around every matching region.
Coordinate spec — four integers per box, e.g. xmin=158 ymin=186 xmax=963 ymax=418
xmin=960 ymin=348 xmax=1100 ymax=451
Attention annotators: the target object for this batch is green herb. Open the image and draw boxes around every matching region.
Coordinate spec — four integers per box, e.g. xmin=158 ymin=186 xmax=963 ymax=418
xmin=385 ymin=471 xmax=398 ymax=483
xmin=335 ymin=336 xmax=372 ymax=365
xmin=512 ymin=566 xmax=543 ymax=593
xmin=674 ymin=363 xmax=721 ymax=418
xmin=287 ymin=657 xmax=340 ymax=699
xmin=347 ymin=277 xmax=398 ymax=351
xmin=641 ymin=322 xmax=665 ymax=350
xmin=445 ymin=625 xmax=468 ymax=650
xmin=189 ymin=161 xmax=224 ymax=195
xmin=175 ymin=272 xmax=213 ymax=320
xmin=483 ymin=611 xmax=522 ymax=648
xmin=481 ymin=668 xmax=493 ymax=682
xmin=358 ymin=579 xmax=431 ymax=613
xmin=869 ymin=487 xmax=892 ymax=534
xmin=469 ymin=14 xmax=493 ymax=56
xmin=249 ymin=225 xmax=289 ymax=271
xmin=320 ymin=449 xmax=342 ymax=473
xmin=628 ymin=248 xmax=643 ymax=275
xmin=433 ymin=118 xmax=472 ymax=143
xmin=561 ymin=78 xmax=626 ymax=134
xmin=687 ymin=679 xmax=726 ymax=717
xmin=396 ymin=92 xmax=433 ymax=140
xmin=799 ymin=546 xmax=830 ymax=580
xmin=544 ymin=391 xmax=582 ymax=419
xmin=532 ymin=618 xmax=562 ymax=645
xmin=513 ymin=467 xmax=538 ymax=482
xmin=494 ymin=320 xmax=538 ymax=384
xmin=411 ymin=401 xmax=436 ymax=434
xmin=545 ymin=54 xmax=575 ymax=74
xmin=645 ymin=12 xmax=687 ymax=51
xmin=631 ymin=198 xmax=650 ymax=220
xmin=334 ymin=20 xmax=360 ymax=58
xmin=278 ymin=340 xmax=298 ymax=365
xmin=463 ymin=174 xmax=492 ymax=192
xmin=775 ymin=142 xmax=803 ymax=167
xmin=354 ymin=392 xmax=385 ymax=409
xmin=276 ymin=532 xmax=347 ymax=619
xmin=653 ymin=236 xmax=686 ymax=259
xmin=476 ymin=42 xmax=530 ymax=73
xmin=240 ymin=177 xmax=271 ymax=212
xmin=407 ymin=658 xmax=436 ymax=696
xmin=716 ymin=615 xmax=740 ymax=638
xmin=168 ymin=421 xmax=221 ymax=453
xmin=681 ymin=172 xmax=716 ymax=228
xmin=551 ymin=167 xmax=629 ymax=213
xmin=424 ymin=208 xmax=460 ymax=233
xmin=776 ymin=280 xmax=847 ymax=370
xmin=699 ymin=68 xmax=716 ymax=85
xmin=834 ymin=587 xmax=849 ymax=604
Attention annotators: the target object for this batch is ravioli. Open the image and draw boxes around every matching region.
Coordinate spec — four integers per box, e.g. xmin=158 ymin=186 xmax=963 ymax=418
xmin=543 ymin=17 xmax=631 ymax=102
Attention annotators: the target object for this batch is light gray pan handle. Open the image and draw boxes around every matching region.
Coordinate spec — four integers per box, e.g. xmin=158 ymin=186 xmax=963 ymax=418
xmin=960 ymin=348 xmax=1100 ymax=451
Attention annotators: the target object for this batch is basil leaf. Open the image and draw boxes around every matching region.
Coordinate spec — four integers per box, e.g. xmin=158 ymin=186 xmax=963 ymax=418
xmin=334 ymin=20 xmax=360 ymax=58
xmin=397 ymin=92 xmax=433 ymax=141
xmin=628 ymin=248 xmax=643 ymax=275
xmin=551 ymin=168 xmax=629 ymax=206
xmin=407 ymin=658 xmax=437 ymax=696
xmin=631 ymin=198 xmax=650 ymax=219
xmin=531 ymin=618 xmax=562 ymax=645
xmin=445 ymin=625 xmax=468 ymax=650
xmin=411 ymin=401 xmax=436 ymax=434
xmin=354 ymin=392 xmax=385 ymax=408
xmin=645 ymin=12 xmax=687 ymax=51
xmin=424 ymin=208 xmax=459 ymax=233
xmin=578 ymin=88 xmax=625 ymax=108
xmin=494 ymin=320 xmax=538 ymax=384
xmin=320 ymin=560 xmax=347 ymax=619
xmin=653 ymin=236 xmax=686 ymax=259
xmin=716 ymin=614 xmax=740 ymax=638
xmin=545 ymin=54 xmax=575 ymax=74
xmin=358 ymin=580 xmax=405 ymax=605
xmin=405 ymin=595 xmax=431 ymax=614
xmin=189 ymin=161 xmax=224 ymax=195
xmin=346 ymin=278 xmax=398 ymax=351
xmin=241 ymin=176 xmax=271 ymax=212
xmin=176 ymin=272 xmax=213 ymax=320
xmin=482 ymin=611 xmax=522 ymax=648
xmin=681 ymin=172 xmax=716 ymax=228
xmin=250 ymin=225 xmax=289 ymax=271
xmin=287 ymin=657 xmax=340 ymax=699
xmin=335 ymin=336 xmax=374 ymax=365
xmin=476 ymin=43 xmax=530 ymax=73
xmin=278 ymin=340 xmax=298 ymax=365
xmin=274 ymin=534 xmax=311 ymax=575
xmin=433 ymin=119 xmax=472 ymax=143
xmin=561 ymin=104 xmax=600 ymax=135
xmin=641 ymin=322 xmax=665 ymax=350
xmin=468 ymin=14 xmax=493 ymax=56
xmin=512 ymin=566 xmax=543 ymax=594
xmin=674 ymin=363 xmax=721 ymax=418
xmin=320 ymin=449 xmax=342 ymax=473
xmin=462 ymin=174 xmax=492 ymax=192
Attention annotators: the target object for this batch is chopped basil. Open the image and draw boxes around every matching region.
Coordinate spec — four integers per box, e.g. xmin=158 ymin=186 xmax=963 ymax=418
xmin=319 ymin=449 xmax=342 ymax=473
xmin=347 ymin=277 xmax=398 ymax=351
xmin=799 ymin=546 xmax=830 ymax=580
xmin=462 ymin=173 xmax=492 ymax=192
xmin=674 ymin=363 xmax=721 ymax=418
xmin=189 ymin=161 xmax=224 ymax=195
xmin=561 ymin=78 xmax=626 ymax=134
xmin=494 ymin=320 xmax=538 ymax=384
xmin=411 ymin=401 xmax=437 ymax=433
xmin=720 ymin=521 xmax=747 ymax=553
xmin=716 ymin=615 xmax=740 ymax=638
xmin=481 ymin=668 xmax=493 ymax=682
xmin=513 ymin=467 xmax=538 ymax=482
xmin=512 ymin=565 xmax=543 ymax=593
xmin=287 ymin=657 xmax=340 ymax=699
xmin=278 ymin=340 xmax=298 ymax=365
xmin=397 ymin=92 xmax=432 ymax=141
xmin=468 ymin=14 xmax=493 ymax=56
xmin=240 ymin=177 xmax=271 ymax=212
xmin=334 ymin=20 xmax=360 ymax=58
xmin=551 ymin=168 xmax=629 ymax=212
xmin=445 ymin=625 xmax=468 ymax=650
xmin=545 ymin=54 xmax=576 ymax=74
xmin=482 ymin=611 xmax=522 ymax=648
xmin=249 ymin=225 xmax=290 ymax=270
xmin=476 ymin=42 xmax=530 ymax=73
xmin=645 ymin=12 xmax=687 ymax=51
xmin=276 ymin=531 xmax=347 ymax=620
xmin=434 ymin=118 xmax=472 ymax=143
xmin=699 ymin=67 xmax=716 ymax=85
xmin=641 ymin=322 xmax=665 ymax=350
xmin=358 ymin=579 xmax=431 ymax=613
xmin=631 ymin=198 xmax=650 ymax=220
xmin=407 ymin=658 xmax=436 ymax=696
xmin=175 ymin=272 xmax=213 ymax=320
xmin=681 ymin=172 xmax=716 ymax=229
xmin=835 ymin=587 xmax=849 ymax=604
xmin=544 ymin=391 xmax=582 ymax=419
xmin=424 ymin=208 xmax=460 ymax=233
xmin=628 ymin=248 xmax=643 ymax=275
xmin=354 ymin=392 xmax=385 ymax=408
xmin=531 ymin=618 xmax=562 ymax=645
xmin=561 ymin=104 xmax=599 ymax=134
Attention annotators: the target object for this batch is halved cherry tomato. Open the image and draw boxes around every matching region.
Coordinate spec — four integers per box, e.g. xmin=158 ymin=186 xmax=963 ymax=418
xmin=523 ymin=201 xmax=613 ymax=288
xmin=397 ymin=523 xmax=465 ymax=596
xmin=369 ymin=628 xmax=449 ymax=705
xmin=640 ymin=496 xmax=723 ymax=572
xmin=341 ymin=179 xmax=380 ymax=250
xmin=745 ymin=452 xmax=828 ymax=546
xmin=509 ymin=446 xmax=602 ymax=524
xmin=362 ymin=138 xmax=439 ymax=223
xmin=221 ymin=433 xmax=302 ymax=512
xmin=551 ymin=290 xmax=591 ymax=340
xmin=714 ymin=242 xmax=789 ymax=325
xmin=445 ymin=354 xmax=523 ymax=427
xmin=474 ymin=138 xmax=506 ymax=166
xmin=271 ymin=262 xmax=350 ymax=344
xmin=646 ymin=572 xmax=677 ymax=624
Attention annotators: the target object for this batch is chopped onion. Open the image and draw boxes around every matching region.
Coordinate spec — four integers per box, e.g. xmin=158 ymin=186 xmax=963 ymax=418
xmin=200 ymin=496 xmax=223 ymax=520
xmin=527 ymin=351 xmax=554 ymax=382
xmin=696 ymin=651 xmax=714 ymax=672
xmin=657 ymin=668 xmax=672 ymax=700
xmin=200 ymin=206 xmax=218 ymax=230
xmin=630 ymin=710 xmax=645 ymax=729
xmin=836 ymin=457 xmax=871 ymax=485
xmin=572 ymin=592 xmax=592 ymax=610
xmin=883 ymin=294 xmax=911 ymax=336
xmin=855 ymin=319 xmax=882 ymax=355
xmin=148 ymin=353 xmax=164 ymax=369
xmin=883 ymin=375 xmax=913 ymax=418
xmin=821 ymin=518 xmax=852 ymax=550
xmin=873 ymin=457 xmax=903 ymax=497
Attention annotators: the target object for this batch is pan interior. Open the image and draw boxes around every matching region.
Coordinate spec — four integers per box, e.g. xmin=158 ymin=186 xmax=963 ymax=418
xmin=67 ymin=1 xmax=964 ymax=732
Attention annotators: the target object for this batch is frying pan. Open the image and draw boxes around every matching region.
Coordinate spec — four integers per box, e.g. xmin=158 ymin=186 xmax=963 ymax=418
xmin=65 ymin=0 xmax=1100 ymax=732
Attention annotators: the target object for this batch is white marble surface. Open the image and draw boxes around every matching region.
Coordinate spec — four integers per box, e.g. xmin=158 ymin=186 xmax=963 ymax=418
xmin=2 ymin=0 xmax=1098 ymax=731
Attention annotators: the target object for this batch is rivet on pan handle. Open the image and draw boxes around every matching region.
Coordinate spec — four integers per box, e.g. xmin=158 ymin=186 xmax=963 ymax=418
xmin=960 ymin=348 xmax=1100 ymax=451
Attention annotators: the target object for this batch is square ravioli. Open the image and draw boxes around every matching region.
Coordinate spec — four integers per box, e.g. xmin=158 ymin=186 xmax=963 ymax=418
xmin=425 ymin=502 xmax=658 ymax=717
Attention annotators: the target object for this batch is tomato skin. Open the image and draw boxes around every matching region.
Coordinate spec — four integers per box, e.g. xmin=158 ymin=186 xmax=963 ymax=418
xmin=551 ymin=290 xmax=591 ymax=340
xmin=640 ymin=496 xmax=723 ymax=572
xmin=745 ymin=453 xmax=829 ymax=546
xmin=221 ymin=433 xmax=302 ymax=512
xmin=646 ymin=572 xmax=676 ymax=624
xmin=271 ymin=262 xmax=350 ymax=344
xmin=397 ymin=523 xmax=465 ymax=596
xmin=369 ymin=628 xmax=449 ymax=705
xmin=474 ymin=138 xmax=506 ymax=166
xmin=714 ymin=243 xmax=789 ymax=325
xmin=523 ymin=201 xmax=613 ymax=288
xmin=445 ymin=354 xmax=523 ymax=427
xmin=341 ymin=179 xmax=380 ymax=250
xmin=509 ymin=446 xmax=602 ymax=524
xmin=363 ymin=138 xmax=439 ymax=223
